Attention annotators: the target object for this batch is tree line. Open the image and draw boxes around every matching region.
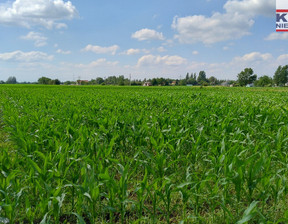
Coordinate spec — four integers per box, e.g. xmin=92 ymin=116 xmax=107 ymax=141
xmin=236 ymin=65 xmax=288 ymax=87
xmin=1 ymin=65 xmax=288 ymax=87
xmin=62 ymin=72 xmax=224 ymax=86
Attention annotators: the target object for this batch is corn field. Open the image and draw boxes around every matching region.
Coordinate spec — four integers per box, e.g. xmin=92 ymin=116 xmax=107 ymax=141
xmin=1 ymin=85 xmax=288 ymax=223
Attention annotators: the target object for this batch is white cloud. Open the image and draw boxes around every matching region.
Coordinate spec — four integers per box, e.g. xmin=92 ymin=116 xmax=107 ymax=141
xmin=132 ymin=28 xmax=165 ymax=41
xmin=75 ymin=58 xmax=119 ymax=68
xmin=137 ymin=55 xmax=187 ymax=67
xmin=121 ymin=48 xmax=150 ymax=55
xmin=122 ymin=47 xmax=166 ymax=55
xmin=56 ymin=49 xmax=71 ymax=54
xmin=172 ymin=0 xmax=274 ymax=45
xmin=192 ymin=51 xmax=199 ymax=55
xmin=20 ymin=31 xmax=47 ymax=47
xmin=233 ymin=52 xmax=273 ymax=63
xmin=265 ymin=32 xmax=288 ymax=40
xmin=0 ymin=50 xmax=53 ymax=62
xmin=82 ymin=44 xmax=119 ymax=55
xmin=157 ymin=47 xmax=167 ymax=52
xmin=163 ymin=39 xmax=174 ymax=46
xmin=209 ymin=52 xmax=275 ymax=78
xmin=277 ymin=54 xmax=288 ymax=62
xmin=125 ymin=48 xmax=141 ymax=55
xmin=172 ymin=13 xmax=254 ymax=44
xmin=0 ymin=0 xmax=78 ymax=29
xmin=224 ymin=0 xmax=274 ymax=17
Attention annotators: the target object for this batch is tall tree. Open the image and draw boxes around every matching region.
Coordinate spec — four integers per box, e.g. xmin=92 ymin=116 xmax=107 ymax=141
xmin=197 ymin=71 xmax=207 ymax=84
xmin=151 ymin=78 xmax=158 ymax=86
xmin=95 ymin=77 xmax=104 ymax=84
xmin=208 ymin=76 xmax=218 ymax=85
xmin=274 ymin=65 xmax=288 ymax=86
xmin=237 ymin=68 xmax=257 ymax=86
xmin=193 ymin=73 xmax=197 ymax=80
xmin=118 ymin=75 xmax=125 ymax=86
xmin=38 ymin=76 xmax=51 ymax=84
xmin=255 ymin=75 xmax=273 ymax=87
xmin=6 ymin=76 xmax=17 ymax=84
xmin=179 ymin=79 xmax=187 ymax=86
xmin=50 ymin=79 xmax=61 ymax=85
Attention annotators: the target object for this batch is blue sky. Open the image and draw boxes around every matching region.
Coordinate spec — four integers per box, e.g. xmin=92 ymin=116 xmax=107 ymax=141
xmin=0 ymin=0 xmax=286 ymax=82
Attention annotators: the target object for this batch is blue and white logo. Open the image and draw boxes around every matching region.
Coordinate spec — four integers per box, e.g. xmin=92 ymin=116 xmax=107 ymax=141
xmin=276 ymin=0 xmax=288 ymax=31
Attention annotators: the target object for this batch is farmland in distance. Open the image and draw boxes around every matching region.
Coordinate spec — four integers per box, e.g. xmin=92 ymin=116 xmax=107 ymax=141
xmin=1 ymin=85 xmax=288 ymax=223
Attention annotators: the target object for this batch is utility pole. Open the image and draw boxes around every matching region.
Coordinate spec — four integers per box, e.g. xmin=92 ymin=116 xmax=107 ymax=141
xmin=129 ymin=74 xmax=131 ymax=86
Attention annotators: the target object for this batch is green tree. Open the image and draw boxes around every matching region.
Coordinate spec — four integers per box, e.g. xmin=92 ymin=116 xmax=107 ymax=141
xmin=197 ymin=71 xmax=207 ymax=84
xmin=151 ymin=78 xmax=158 ymax=86
xmin=208 ymin=76 xmax=218 ymax=85
xmin=191 ymin=73 xmax=197 ymax=80
xmin=96 ymin=77 xmax=104 ymax=85
xmin=131 ymin=80 xmax=142 ymax=86
xmin=255 ymin=75 xmax=273 ymax=87
xmin=274 ymin=65 xmax=288 ymax=86
xmin=6 ymin=76 xmax=17 ymax=84
xmin=53 ymin=79 xmax=61 ymax=85
xmin=64 ymin=81 xmax=76 ymax=85
xmin=187 ymin=75 xmax=197 ymax=85
xmin=38 ymin=76 xmax=51 ymax=84
xmin=237 ymin=68 xmax=257 ymax=86
xmin=118 ymin=75 xmax=125 ymax=86
xmin=179 ymin=79 xmax=187 ymax=86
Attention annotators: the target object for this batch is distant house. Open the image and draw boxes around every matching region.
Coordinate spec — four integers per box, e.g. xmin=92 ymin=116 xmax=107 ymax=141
xmin=221 ymin=81 xmax=230 ymax=87
xmin=143 ymin=82 xmax=152 ymax=86
xmin=246 ymin=83 xmax=254 ymax=87
xmin=78 ymin=80 xmax=89 ymax=85
xmin=171 ymin=81 xmax=177 ymax=86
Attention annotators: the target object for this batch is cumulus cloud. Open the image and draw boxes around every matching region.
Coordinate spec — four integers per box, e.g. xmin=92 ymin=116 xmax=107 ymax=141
xmin=82 ymin=44 xmax=120 ymax=55
xmin=0 ymin=0 xmax=78 ymax=29
xmin=277 ymin=54 xmax=288 ymax=62
xmin=224 ymin=0 xmax=274 ymax=17
xmin=0 ymin=50 xmax=53 ymax=62
xmin=157 ymin=47 xmax=167 ymax=52
xmin=56 ymin=49 xmax=71 ymax=54
xmin=233 ymin=52 xmax=273 ymax=63
xmin=124 ymin=48 xmax=141 ymax=55
xmin=132 ymin=28 xmax=165 ymax=41
xmin=265 ymin=32 xmax=288 ymax=40
xmin=75 ymin=58 xmax=119 ymax=68
xmin=172 ymin=0 xmax=274 ymax=44
xmin=20 ymin=31 xmax=47 ymax=47
xmin=172 ymin=13 xmax=253 ymax=45
xmin=137 ymin=55 xmax=187 ymax=67
xmin=121 ymin=48 xmax=150 ymax=55
xmin=215 ymin=52 xmax=275 ymax=78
